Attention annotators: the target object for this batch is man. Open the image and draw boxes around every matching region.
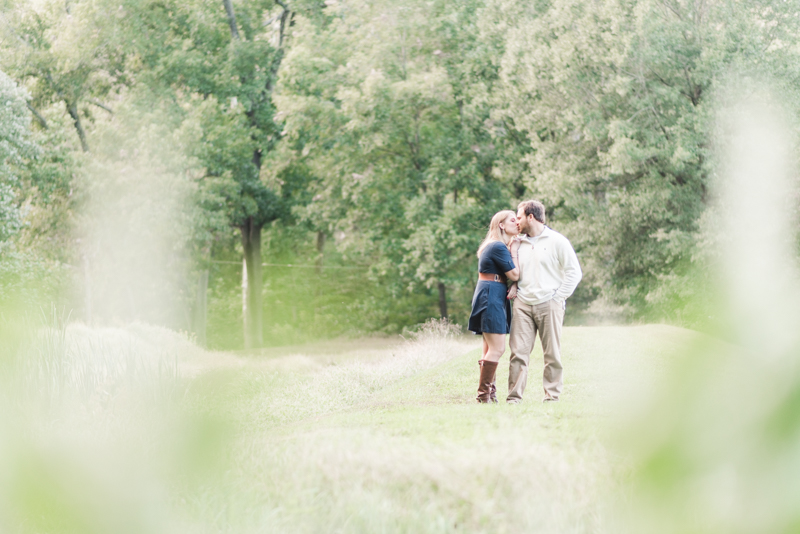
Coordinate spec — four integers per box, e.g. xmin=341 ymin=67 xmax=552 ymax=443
xmin=506 ymin=200 xmax=582 ymax=403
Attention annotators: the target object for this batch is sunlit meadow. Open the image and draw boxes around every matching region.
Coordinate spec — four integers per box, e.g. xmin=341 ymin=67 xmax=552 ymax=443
xmin=2 ymin=0 xmax=800 ymax=531
xmin=2 ymin=308 xmax=698 ymax=533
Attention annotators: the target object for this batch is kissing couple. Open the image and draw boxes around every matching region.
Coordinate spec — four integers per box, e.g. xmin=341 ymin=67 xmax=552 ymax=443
xmin=468 ymin=200 xmax=582 ymax=404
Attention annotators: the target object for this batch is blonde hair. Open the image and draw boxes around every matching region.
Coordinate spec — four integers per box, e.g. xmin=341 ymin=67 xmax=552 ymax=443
xmin=476 ymin=210 xmax=516 ymax=258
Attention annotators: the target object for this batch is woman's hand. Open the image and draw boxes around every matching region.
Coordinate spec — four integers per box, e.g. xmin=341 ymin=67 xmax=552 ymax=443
xmin=507 ymin=282 xmax=518 ymax=300
xmin=509 ymin=237 xmax=521 ymax=255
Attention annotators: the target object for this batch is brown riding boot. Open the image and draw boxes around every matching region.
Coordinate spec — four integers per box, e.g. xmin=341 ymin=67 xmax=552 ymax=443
xmin=489 ymin=367 xmax=498 ymax=404
xmin=476 ymin=360 xmax=499 ymax=404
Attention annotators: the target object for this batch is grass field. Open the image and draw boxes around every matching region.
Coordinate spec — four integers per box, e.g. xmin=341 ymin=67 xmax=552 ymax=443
xmin=1 ymin=321 xmax=701 ymax=533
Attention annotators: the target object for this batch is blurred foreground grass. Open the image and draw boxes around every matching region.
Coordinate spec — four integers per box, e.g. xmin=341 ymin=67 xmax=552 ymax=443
xmin=0 ymin=317 xmax=697 ymax=533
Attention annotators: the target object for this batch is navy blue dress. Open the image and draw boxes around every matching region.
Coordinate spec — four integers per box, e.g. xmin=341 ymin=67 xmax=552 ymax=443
xmin=468 ymin=241 xmax=515 ymax=335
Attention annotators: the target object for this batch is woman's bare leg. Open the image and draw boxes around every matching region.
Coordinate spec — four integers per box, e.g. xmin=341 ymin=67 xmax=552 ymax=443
xmin=482 ymin=333 xmax=506 ymax=363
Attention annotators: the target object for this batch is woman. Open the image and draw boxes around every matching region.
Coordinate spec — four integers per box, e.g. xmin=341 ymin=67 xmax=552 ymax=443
xmin=468 ymin=210 xmax=521 ymax=403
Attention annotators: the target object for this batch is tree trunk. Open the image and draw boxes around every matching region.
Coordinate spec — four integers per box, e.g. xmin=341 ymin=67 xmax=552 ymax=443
xmin=222 ymin=0 xmax=240 ymax=39
xmin=241 ymin=218 xmax=263 ymax=348
xmin=241 ymin=255 xmax=248 ymax=339
xmin=194 ymin=270 xmax=208 ymax=346
xmin=26 ymin=102 xmax=48 ymax=129
xmin=316 ymin=230 xmax=325 ymax=274
xmin=438 ymin=282 xmax=448 ymax=319
xmin=66 ymin=101 xmax=89 ymax=152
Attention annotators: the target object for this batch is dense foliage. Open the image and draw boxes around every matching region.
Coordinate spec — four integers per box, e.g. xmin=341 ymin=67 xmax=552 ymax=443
xmin=1 ymin=0 xmax=799 ymax=346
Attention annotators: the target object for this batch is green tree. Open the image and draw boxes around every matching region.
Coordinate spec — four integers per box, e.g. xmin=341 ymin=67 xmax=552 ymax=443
xmin=0 ymin=0 xmax=127 ymax=152
xmin=97 ymin=0 xmax=315 ymax=346
xmin=277 ymin=0 xmax=529 ymax=324
xmin=0 ymin=69 xmax=71 ymax=307
xmin=0 ymin=70 xmax=34 ymax=243
xmin=485 ymin=0 xmax=800 ymax=320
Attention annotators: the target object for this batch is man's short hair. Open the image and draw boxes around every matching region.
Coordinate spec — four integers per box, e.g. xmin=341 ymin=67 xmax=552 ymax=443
xmin=518 ymin=200 xmax=546 ymax=224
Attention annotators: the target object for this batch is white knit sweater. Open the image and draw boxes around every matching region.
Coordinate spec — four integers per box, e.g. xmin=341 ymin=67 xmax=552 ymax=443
xmin=515 ymin=227 xmax=582 ymax=305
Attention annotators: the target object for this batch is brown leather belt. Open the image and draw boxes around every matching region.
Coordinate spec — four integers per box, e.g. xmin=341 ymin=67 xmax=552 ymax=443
xmin=478 ymin=272 xmax=507 ymax=283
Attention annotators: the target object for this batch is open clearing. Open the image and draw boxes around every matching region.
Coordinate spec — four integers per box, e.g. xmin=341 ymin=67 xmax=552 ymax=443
xmin=4 ymin=324 xmax=700 ymax=533
xmin=175 ymin=324 xmax=695 ymax=533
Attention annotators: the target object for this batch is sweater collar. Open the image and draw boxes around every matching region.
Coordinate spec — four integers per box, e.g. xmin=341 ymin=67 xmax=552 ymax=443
xmin=521 ymin=226 xmax=551 ymax=242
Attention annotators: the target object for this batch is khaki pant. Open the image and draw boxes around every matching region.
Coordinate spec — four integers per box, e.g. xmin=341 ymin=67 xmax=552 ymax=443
xmin=507 ymin=298 xmax=565 ymax=402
